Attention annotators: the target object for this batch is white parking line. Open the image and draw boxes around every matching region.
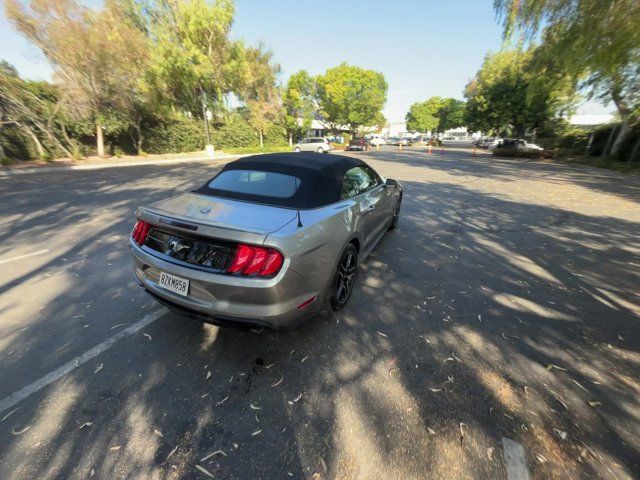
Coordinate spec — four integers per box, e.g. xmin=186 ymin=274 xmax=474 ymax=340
xmin=0 ymin=249 xmax=51 ymax=265
xmin=0 ymin=308 xmax=167 ymax=415
xmin=502 ymin=437 xmax=530 ymax=480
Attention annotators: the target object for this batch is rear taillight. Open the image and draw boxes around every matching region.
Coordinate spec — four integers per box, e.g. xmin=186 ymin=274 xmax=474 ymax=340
xmin=227 ymin=243 xmax=284 ymax=277
xmin=131 ymin=219 xmax=151 ymax=245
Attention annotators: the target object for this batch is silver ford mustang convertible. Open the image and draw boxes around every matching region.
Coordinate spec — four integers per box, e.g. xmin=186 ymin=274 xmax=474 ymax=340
xmin=130 ymin=153 xmax=402 ymax=329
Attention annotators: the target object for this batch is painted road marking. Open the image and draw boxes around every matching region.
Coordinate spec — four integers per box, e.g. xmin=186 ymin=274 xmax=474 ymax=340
xmin=0 ymin=308 xmax=167 ymax=415
xmin=502 ymin=437 xmax=530 ymax=480
xmin=0 ymin=249 xmax=51 ymax=265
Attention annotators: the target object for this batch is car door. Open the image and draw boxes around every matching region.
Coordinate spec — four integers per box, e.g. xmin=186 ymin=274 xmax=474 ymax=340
xmin=360 ymin=166 xmax=394 ymax=242
xmin=300 ymin=139 xmax=311 ymax=151
xmin=342 ymin=167 xmax=386 ymax=250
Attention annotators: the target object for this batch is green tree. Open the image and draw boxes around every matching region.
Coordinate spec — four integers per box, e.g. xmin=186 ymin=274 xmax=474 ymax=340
xmin=0 ymin=62 xmax=77 ymax=159
xmin=5 ymin=0 xmax=151 ymax=156
xmin=405 ymin=97 xmax=443 ymax=132
xmin=316 ymin=63 xmax=387 ymax=134
xmin=464 ymin=49 xmax=575 ymax=136
xmin=241 ymin=44 xmax=282 ymax=147
xmin=494 ymin=0 xmax=640 ymax=156
xmin=438 ymin=98 xmax=466 ymax=132
xmin=283 ymin=70 xmax=315 ymax=145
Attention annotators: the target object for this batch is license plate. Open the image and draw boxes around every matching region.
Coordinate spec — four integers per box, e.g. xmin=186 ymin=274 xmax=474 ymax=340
xmin=158 ymin=272 xmax=189 ymax=297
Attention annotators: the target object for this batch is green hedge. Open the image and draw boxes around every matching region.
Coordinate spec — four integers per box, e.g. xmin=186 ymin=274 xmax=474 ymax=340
xmin=143 ymin=117 xmax=206 ymax=154
xmin=1 ymin=113 xmax=289 ymax=160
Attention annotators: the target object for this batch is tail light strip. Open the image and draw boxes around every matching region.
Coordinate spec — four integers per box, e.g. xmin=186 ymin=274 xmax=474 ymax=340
xmin=227 ymin=244 xmax=284 ymax=277
xmin=132 ymin=220 xmax=151 ymax=245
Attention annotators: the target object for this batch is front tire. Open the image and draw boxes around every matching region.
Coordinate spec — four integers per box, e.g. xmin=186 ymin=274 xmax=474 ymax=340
xmin=294 ymin=147 xmax=301 ymax=152
xmin=329 ymin=244 xmax=358 ymax=311
xmin=317 ymin=147 xmax=325 ymax=154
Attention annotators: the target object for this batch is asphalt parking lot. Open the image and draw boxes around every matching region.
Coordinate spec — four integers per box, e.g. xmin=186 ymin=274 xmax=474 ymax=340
xmin=1 ymin=146 xmax=639 ymax=479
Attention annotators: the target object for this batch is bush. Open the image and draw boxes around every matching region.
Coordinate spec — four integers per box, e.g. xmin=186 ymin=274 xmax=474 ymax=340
xmin=262 ymin=124 xmax=288 ymax=147
xmin=210 ymin=116 xmax=257 ymax=149
xmin=144 ymin=116 xmax=206 ymax=154
xmin=0 ymin=125 xmax=34 ymax=160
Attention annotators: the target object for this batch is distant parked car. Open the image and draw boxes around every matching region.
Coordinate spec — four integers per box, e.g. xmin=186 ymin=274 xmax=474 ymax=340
xmin=487 ymin=138 xmax=503 ymax=150
xmin=388 ymin=137 xmax=409 ymax=146
xmin=347 ymin=137 xmax=370 ymax=151
xmin=293 ymin=137 xmax=333 ymax=153
xmin=493 ymin=138 xmax=546 ymax=158
xmin=367 ymin=135 xmax=386 ymax=146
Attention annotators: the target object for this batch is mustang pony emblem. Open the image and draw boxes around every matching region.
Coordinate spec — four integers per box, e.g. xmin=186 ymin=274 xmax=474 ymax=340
xmin=168 ymin=238 xmax=190 ymax=254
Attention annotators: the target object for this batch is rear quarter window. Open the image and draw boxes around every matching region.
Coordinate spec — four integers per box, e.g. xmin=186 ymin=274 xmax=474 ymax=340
xmin=208 ymin=170 xmax=301 ymax=198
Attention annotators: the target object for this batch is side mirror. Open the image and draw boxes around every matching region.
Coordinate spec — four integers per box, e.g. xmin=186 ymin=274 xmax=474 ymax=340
xmin=385 ymin=178 xmax=398 ymax=188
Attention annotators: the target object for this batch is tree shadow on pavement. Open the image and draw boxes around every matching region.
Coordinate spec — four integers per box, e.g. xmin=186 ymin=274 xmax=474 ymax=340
xmin=0 ymin=169 xmax=639 ymax=479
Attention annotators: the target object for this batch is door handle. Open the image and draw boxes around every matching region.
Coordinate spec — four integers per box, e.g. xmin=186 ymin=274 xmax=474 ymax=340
xmin=362 ymin=203 xmax=375 ymax=215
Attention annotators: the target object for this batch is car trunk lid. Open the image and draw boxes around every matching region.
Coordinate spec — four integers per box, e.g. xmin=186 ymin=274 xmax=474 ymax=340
xmin=139 ymin=193 xmax=297 ymax=245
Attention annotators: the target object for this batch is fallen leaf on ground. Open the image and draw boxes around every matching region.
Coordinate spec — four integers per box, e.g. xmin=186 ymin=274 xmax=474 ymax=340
xmin=79 ymin=422 xmax=93 ymax=430
xmin=443 ymin=357 xmax=454 ymax=363
xmin=110 ymin=446 xmax=122 ymax=451
xmin=546 ymin=364 xmax=567 ymax=371
xmin=487 ymin=447 xmax=494 ymax=460
xmin=110 ymin=323 xmax=127 ymax=330
xmin=250 ymin=403 xmax=262 ymax=410
xmin=1 ymin=407 xmax=20 ymax=422
xmin=301 ymin=355 xmax=309 ymax=363
xmin=572 ymin=379 xmax=589 ymax=392
xmin=216 ymin=396 xmax=229 ymax=406
xmin=271 ymin=376 xmax=283 ymax=387
xmin=154 ymin=429 xmax=163 ymax=437
xmin=12 ymin=426 xmax=30 ymax=435
xmin=94 ymin=363 xmax=103 ymax=374
xmin=427 ymin=427 xmax=436 ymax=435
xmin=201 ymin=450 xmax=227 ymax=462
xmin=265 ymin=363 xmax=275 ymax=369
xmin=587 ymin=401 xmax=602 ymax=408
xmin=377 ymin=331 xmax=388 ymax=338
xmin=196 ymin=465 xmax=216 ymax=478
xmin=206 ymin=371 xmax=211 ymax=380
xmin=143 ymin=333 xmax=152 ymax=341
xmin=166 ymin=445 xmax=179 ymax=461
xmin=553 ymin=428 xmax=567 ymax=440
xmin=429 ymin=388 xmax=442 ymax=393
xmin=252 ymin=429 xmax=262 ymax=436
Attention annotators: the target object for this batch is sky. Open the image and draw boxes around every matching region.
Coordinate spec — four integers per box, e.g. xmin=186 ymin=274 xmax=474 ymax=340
xmin=0 ymin=0 xmax=611 ymax=123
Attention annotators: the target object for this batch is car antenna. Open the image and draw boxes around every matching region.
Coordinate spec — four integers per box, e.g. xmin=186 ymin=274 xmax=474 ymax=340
xmin=297 ymin=210 xmax=303 ymax=228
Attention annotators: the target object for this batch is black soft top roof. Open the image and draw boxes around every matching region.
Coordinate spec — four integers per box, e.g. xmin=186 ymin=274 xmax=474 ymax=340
xmin=194 ymin=153 xmax=369 ymax=209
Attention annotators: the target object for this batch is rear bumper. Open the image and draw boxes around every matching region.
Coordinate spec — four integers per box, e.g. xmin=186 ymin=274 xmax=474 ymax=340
xmin=130 ymin=241 xmax=323 ymax=330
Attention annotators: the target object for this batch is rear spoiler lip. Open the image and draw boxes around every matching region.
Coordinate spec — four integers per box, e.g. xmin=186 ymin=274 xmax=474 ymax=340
xmin=137 ymin=206 xmax=260 ymax=234
xmin=158 ymin=217 xmax=199 ymax=231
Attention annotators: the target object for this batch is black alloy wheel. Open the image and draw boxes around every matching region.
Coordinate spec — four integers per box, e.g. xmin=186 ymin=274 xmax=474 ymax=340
xmin=330 ymin=244 xmax=358 ymax=310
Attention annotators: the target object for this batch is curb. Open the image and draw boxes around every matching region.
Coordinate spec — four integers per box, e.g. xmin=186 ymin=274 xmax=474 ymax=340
xmin=0 ymin=152 xmax=265 ymax=177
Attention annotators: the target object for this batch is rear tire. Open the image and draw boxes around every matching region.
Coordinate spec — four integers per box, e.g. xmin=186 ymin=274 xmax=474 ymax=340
xmin=317 ymin=147 xmax=324 ymax=154
xmin=329 ymin=244 xmax=358 ymax=311
xmin=389 ymin=195 xmax=402 ymax=230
